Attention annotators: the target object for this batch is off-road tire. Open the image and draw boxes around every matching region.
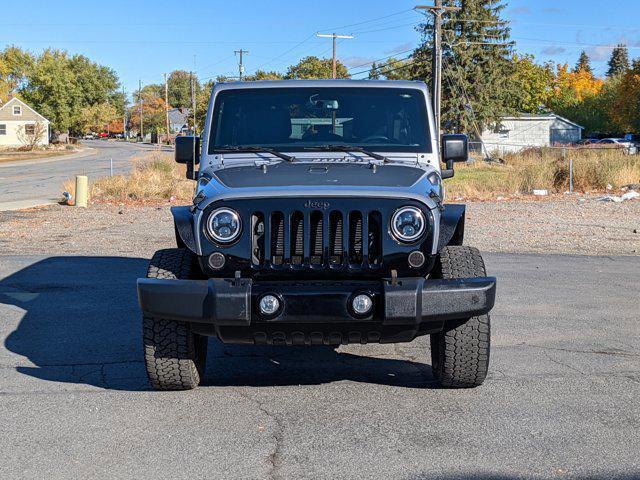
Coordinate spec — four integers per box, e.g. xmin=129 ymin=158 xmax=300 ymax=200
xmin=430 ymin=246 xmax=490 ymax=388
xmin=142 ymin=248 xmax=208 ymax=390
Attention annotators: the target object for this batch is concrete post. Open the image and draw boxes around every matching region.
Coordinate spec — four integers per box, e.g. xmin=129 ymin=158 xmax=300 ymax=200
xmin=75 ymin=175 xmax=88 ymax=208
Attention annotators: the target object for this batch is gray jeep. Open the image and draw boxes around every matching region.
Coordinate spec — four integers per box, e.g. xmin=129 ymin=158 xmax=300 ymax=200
xmin=137 ymin=80 xmax=496 ymax=390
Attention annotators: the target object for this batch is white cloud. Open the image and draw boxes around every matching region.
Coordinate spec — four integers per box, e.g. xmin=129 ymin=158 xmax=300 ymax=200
xmin=541 ymin=46 xmax=566 ymax=55
xmin=384 ymin=42 xmax=413 ymax=55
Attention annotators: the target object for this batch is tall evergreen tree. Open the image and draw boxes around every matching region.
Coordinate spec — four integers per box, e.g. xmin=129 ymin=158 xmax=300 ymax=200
xmin=410 ymin=0 xmax=516 ymax=133
xmin=575 ymin=50 xmax=593 ymax=74
xmin=607 ymin=44 xmax=629 ymax=77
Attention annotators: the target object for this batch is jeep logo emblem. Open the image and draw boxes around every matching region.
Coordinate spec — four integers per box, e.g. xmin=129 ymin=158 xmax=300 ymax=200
xmin=304 ymin=200 xmax=330 ymax=210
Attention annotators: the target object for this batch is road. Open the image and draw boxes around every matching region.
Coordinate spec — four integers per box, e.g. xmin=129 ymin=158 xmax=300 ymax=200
xmin=0 ymin=140 xmax=169 ymax=211
xmin=0 ymin=252 xmax=638 ymax=479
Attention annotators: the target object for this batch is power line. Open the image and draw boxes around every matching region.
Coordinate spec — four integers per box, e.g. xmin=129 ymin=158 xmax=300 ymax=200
xmin=317 ymin=8 xmax=416 ymax=32
xmin=346 ymin=48 xmax=415 ymax=71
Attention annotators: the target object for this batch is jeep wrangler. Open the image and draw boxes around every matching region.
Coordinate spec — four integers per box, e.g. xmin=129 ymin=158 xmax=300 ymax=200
xmin=137 ymin=80 xmax=496 ymax=390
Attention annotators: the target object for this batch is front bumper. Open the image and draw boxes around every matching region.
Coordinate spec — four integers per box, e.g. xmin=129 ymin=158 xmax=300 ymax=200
xmin=137 ymin=276 xmax=496 ymax=330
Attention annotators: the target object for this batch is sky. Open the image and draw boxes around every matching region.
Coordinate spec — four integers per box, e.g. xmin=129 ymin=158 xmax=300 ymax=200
xmin=1 ymin=0 xmax=639 ymax=98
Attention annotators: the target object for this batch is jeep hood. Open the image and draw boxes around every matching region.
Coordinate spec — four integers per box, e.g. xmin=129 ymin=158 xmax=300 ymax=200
xmin=197 ymin=162 xmax=440 ymax=210
xmin=213 ymin=162 xmax=426 ymax=188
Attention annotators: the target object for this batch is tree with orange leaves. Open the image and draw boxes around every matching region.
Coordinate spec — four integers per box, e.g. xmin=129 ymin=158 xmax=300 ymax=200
xmin=128 ymin=92 xmax=167 ymax=135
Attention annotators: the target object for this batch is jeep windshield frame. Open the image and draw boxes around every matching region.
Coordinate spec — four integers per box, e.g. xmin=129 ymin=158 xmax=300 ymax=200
xmin=208 ymin=87 xmax=431 ymax=155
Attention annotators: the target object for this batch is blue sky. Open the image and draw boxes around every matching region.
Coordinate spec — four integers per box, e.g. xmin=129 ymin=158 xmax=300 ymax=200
xmin=2 ymin=0 xmax=639 ymax=98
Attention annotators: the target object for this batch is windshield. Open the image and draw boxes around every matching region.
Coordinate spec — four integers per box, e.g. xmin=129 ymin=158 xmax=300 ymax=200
xmin=208 ymin=87 xmax=431 ymax=154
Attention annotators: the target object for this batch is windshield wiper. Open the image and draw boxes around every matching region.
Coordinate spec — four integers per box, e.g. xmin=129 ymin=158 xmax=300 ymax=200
xmin=303 ymin=144 xmax=388 ymax=163
xmin=215 ymin=146 xmax=295 ymax=162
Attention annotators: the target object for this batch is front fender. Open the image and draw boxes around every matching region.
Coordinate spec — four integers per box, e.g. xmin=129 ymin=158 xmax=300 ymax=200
xmin=437 ymin=204 xmax=465 ymax=251
xmin=171 ymin=206 xmax=198 ymax=253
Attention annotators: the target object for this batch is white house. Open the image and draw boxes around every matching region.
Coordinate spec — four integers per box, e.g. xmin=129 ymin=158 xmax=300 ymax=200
xmin=0 ymin=97 xmax=50 ymax=147
xmin=479 ymin=113 xmax=583 ymax=155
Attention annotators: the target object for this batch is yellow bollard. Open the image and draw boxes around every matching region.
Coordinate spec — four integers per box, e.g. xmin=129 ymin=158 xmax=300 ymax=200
xmin=75 ymin=175 xmax=88 ymax=208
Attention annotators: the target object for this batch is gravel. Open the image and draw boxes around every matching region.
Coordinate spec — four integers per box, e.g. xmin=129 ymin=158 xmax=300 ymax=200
xmin=0 ymin=196 xmax=639 ymax=257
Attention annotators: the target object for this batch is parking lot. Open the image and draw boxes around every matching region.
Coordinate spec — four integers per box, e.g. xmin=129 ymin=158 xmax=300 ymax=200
xmin=1 ymin=249 xmax=638 ymax=479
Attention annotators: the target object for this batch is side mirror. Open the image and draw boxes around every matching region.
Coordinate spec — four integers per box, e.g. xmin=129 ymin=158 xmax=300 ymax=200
xmin=175 ymin=136 xmax=200 ymax=180
xmin=440 ymin=134 xmax=468 ymax=179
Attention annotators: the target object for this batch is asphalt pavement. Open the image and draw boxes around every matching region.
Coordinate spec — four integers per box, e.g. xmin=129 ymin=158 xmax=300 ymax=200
xmin=0 ymin=140 xmax=169 ymax=211
xmin=0 ymin=252 xmax=638 ymax=479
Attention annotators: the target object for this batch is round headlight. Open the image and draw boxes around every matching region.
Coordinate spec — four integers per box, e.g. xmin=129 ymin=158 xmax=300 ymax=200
xmin=391 ymin=207 xmax=426 ymax=242
xmin=207 ymin=208 xmax=241 ymax=243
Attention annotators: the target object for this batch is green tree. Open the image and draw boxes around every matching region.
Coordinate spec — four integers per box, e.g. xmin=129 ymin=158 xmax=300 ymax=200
xmin=367 ymin=62 xmax=381 ymax=80
xmin=285 ymin=56 xmax=349 ymax=79
xmin=141 ymin=83 xmax=163 ymax=98
xmin=78 ymin=102 xmax=118 ymax=133
xmin=510 ymin=54 xmax=554 ymax=113
xmin=411 ymin=0 xmax=517 ymax=133
xmin=370 ymin=57 xmax=412 ymax=80
xmin=0 ymin=46 xmax=34 ymax=92
xmin=21 ymin=49 xmax=81 ymax=132
xmin=244 ymin=70 xmax=284 ymax=81
xmin=607 ymin=44 xmax=629 ymax=77
xmin=68 ymin=54 xmax=119 ymax=107
xmin=575 ymin=50 xmax=593 ymax=74
xmin=168 ymin=70 xmax=196 ymax=107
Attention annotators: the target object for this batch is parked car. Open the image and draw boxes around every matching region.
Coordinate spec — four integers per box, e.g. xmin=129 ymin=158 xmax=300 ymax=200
xmin=83 ymin=133 xmax=96 ymax=140
xmin=98 ymin=132 xmax=109 ymax=138
xmin=596 ymin=138 xmax=637 ymax=154
xmin=136 ymin=80 xmax=497 ymax=391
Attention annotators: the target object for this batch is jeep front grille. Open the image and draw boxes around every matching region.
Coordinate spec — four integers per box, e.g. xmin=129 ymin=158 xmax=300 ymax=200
xmin=251 ymin=209 xmax=383 ymax=270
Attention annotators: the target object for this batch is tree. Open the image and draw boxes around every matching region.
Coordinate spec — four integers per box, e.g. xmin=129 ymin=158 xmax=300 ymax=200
xmin=4 ymin=47 xmax=122 ymax=133
xmin=367 ymin=62 xmax=381 ymax=80
xmin=369 ymin=57 xmax=412 ymax=80
xmin=548 ymin=64 xmax=606 ymax=133
xmin=285 ymin=56 xmax=349 ymax=79
xmin=609 ymin=62 xmax=640 ymax=132
xmin=167 ymin=70 xmax=197 ymax=107
xmin=21 ymin=49 xmax=81 ymax=132
xmin=129 ymin=91 xmax=167 ymax=135
xmin=411 ymin=0 xmax=517 ymax=133
xmin=575 ymin=50 xmax=593 ymax=74
xmin=510 ymin=54 xmax=554 ymax=113
xmin=244 ymin=70 xmax=284 ymax=81
xmin=78 ymin=102 xmax=118 ymax=133
xmin=16 ymin=121 xmax=47 ymax=149
xmin=607 ymin=44 xmax=629 ymax=77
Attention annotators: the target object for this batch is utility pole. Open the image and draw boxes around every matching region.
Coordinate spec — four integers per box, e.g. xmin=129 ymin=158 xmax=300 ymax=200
xmin=316 ymin=33 xmax=354 ymax=78
xmin=234 ymin=49 xmax=249 ymax=81
xmin=415 ymin=2 xmax=459 ymax=138
xmin=164 ymin=73 xmax=170 ymax=143
xmin=138 ymin=79 xmax=144 ymax=141
xmin=122 ymin=86 xmax=127 ymax=139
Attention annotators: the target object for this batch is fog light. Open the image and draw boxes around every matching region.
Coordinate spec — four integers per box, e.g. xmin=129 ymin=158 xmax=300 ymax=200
xmin=408 ymin=250 xmax=425 ymax=268
xmin=352 ymin=294 xmax=373 ymax=316
xmin=259 ymin=294 xmax=280 ymax=316
xmin=208 ymin=252 xmax=226 ymax=270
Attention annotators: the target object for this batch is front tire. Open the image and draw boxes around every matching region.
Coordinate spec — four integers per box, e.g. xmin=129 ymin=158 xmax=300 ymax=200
xmin=142 ymin=248 xmax=208 ymax=390
xmin=430 ymin=246 xmax=491 ymax=388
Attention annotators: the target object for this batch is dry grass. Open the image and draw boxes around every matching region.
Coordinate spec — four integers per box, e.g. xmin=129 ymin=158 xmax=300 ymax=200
xmin=61 ymin=147 xmax=640 ymax=205
xmin=62 ymin=152 xmax=194 ymax=204
xmin=449 ymin=147 xmax=640 ymax=199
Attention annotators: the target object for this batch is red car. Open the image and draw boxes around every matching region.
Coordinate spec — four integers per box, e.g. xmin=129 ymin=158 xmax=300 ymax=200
xmin=98 ymin=132 xmax=109 ymax=138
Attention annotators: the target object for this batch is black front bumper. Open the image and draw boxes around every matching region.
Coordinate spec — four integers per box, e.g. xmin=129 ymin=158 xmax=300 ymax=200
xmin=137 ymin=276 xmax=496 ymax=344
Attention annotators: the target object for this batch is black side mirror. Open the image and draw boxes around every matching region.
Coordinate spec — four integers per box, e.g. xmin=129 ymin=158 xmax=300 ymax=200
xmin=441 ymin=134 xmax=468 ymax=179
xmin=175 ymin=136 xmax=200 ymax=180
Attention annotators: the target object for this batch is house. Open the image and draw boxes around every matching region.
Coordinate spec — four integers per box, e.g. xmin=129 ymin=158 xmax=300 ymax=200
xmin=479 ymin=113 xmax=583 ymax=155
xmin=168 ymin=107 xmax=190 ymax=135
xmin=0 ymin=97 xmax=50 ymax=147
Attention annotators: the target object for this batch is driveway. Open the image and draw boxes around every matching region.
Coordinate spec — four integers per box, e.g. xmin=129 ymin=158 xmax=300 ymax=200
xmin=0 ymin=140 xmax=168 ymax=211
xmin=0 ymin=253 xmax=638 ymax=479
